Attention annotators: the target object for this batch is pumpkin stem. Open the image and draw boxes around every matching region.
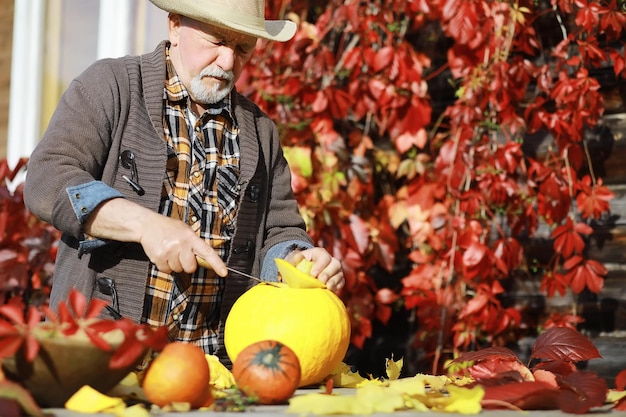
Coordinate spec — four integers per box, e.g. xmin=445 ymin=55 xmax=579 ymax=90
xmin=253 ymin=343 xmax=284 ymax=369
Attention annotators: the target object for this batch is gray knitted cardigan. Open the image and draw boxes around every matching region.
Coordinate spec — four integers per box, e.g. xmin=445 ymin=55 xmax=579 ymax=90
xmin=24 ymin=41 xmax=312 ymax=362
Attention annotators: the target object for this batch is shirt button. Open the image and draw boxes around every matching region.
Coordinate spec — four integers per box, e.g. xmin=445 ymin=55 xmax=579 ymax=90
xmin=193 ymin=171 xmax=200 ymax=178
xmin=74 ymin=193 xmax=81 ymax=199
xmin=172 ymin=314 xmax=179 ymax=321
xmin=191 ymin=215 xmax=198 ymax=223
xmin=80 ymin=207 xmax=88 ymax=213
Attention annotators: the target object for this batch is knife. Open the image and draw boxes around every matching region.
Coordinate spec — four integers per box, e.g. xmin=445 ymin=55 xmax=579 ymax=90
xmin=195 ymin=255 xmax=282 ymax=287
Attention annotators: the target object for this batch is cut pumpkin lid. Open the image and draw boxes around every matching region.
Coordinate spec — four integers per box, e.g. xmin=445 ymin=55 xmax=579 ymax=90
xmin=275 ymin=258 xmax=327 ymax=289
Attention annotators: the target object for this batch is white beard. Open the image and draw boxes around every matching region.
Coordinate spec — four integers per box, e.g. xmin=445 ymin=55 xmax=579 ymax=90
xmin=189 ymin=65 xmax=235 ymax=104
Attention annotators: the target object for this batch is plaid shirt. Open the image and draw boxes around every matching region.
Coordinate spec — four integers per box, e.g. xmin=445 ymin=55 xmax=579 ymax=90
xmin=142 ymin=49 xmax=241 ymax=353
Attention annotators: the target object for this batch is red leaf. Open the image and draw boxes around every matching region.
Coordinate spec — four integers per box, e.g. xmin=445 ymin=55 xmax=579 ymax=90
xmin=531 ymin=327 xmax=601 ymax=363
xmin=68 ymin=289 xmax=87 ymax=318
xmin=557 ymin=371 xmax=608 ymax=414
xmin=138 ymin=325 xmax=169 ymax=352
xmin=23 ymin=334 xmax=40 ymax=362
xmin=482 ymin=381 xmax=560 ymax=410
xmin=0 ymin=305 xmax=26 ymax=326
xmin=576 ymin=176 xmax=614 ymax=219
xmin=84 ymin=298 xmax=109 ymax=319
xmin=0 ymin=336 xmax=24 ymax=359
xmin=373 ymin=46 xmax=394 ymax=73
xmin=551 ymin=218 xmax=590 ymax=257
xmin=563 ymin=258 xmax=606 ymax=294
xmin=84 ymin=329 xmax=113 ymax=352
xmin=616 ymin=397 xmax=626 ymax=411
xmin=616 ymin=369 xmax=626 ymax=391
xmin=453 ymin=347 xmax=534 ymax=382
xmin=478 ymin=350 xmax=525 ymax=365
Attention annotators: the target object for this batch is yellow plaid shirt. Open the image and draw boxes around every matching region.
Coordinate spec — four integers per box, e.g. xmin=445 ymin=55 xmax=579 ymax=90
xmin=142 ymin=49 xmax=241 ymax=353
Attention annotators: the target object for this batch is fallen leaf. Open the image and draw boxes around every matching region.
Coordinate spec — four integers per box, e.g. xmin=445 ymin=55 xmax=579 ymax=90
xmin=107 ymin=372 xmax=147 ymax=402
xmin=116 ymin=404 xmax=150 ymax=417
xmin=423 ymin=384 xmax=484 ymax=414
xmin=330 ymin=362 xmax=367 ymax=388
xmin=385 ymin=355 xmax=403 ymax=380
xmin=607 ymin=390 xmax=626 ymax=404
xmin=206 ymin=354 xmax=236 ymax=389
xmin=287 ymin=393 xmax=370 ymax=415
xmin=443 ymin=385 xmax=484 ymax=414
xmin=388 ymin=375 xmax=427 ymax=396
xmin=65 ymin=385 xmax=125 ymax=414
xmin=355 ymin=383 xmax=406 ymax=413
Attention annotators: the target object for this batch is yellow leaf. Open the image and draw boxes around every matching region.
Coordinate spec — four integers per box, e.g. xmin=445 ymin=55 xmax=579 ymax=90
xmin=355 ymin=383 xmax=406 ymax=413
xmin=205 ymin=354 xmax=236 ymax=389
xmin=275 ymin=258 xmax=326 ymax=288
xmin=287 ymin=393 xmax=370 ymax=415
xmin=65 ymin=385 xmax=125 ymax=413
xmin=607 ymin=389 xmax=626 ymax=403
xmin=355 ymin=378 xmax=384 ymax=388
xmin=115 ymin=404 xmax=150 ymax=417
xmin=107 ymin=372 xmax=147 ymax=402
xmin=330 ymin=362 xmax=367 ymax=388
xmin=414 ymin=373 xmax=448 ymax=392
xmin=429 ymin=385 xmax=483 ymax=415
xmin=385 ymin=355 xmax=403 ymax=380
xmin=387 ymin=376 xmax=427 ymax=396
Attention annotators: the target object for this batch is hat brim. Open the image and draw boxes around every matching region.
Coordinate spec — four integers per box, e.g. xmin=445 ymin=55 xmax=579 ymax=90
xmin=150 ymin=0 xmax=297 ymax=42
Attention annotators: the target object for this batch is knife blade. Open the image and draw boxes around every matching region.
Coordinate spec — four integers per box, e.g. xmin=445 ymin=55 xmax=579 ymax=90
xmin=195 ymin=255 xmax=281 ymax=287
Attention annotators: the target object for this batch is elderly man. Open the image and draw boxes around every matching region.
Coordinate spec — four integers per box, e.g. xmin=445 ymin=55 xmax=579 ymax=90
xmin=24 ymin=0 xmax=344 ymax=363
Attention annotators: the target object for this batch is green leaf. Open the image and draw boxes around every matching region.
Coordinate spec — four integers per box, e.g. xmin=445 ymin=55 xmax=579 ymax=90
xmin=283 ymin=146 xmax=313 ymax=178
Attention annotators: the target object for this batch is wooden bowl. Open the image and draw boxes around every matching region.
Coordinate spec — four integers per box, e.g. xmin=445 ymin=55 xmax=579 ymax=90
xmin=2 ymin=332 xmax=142 ymax=408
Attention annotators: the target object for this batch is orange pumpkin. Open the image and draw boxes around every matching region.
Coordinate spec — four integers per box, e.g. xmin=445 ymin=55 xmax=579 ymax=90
xmin=232 ymin=340 xmax=301 ymax=404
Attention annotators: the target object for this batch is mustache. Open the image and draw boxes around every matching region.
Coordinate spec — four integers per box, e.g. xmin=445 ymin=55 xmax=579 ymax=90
xmin=199 ymin=66 xmax=234 ymax=82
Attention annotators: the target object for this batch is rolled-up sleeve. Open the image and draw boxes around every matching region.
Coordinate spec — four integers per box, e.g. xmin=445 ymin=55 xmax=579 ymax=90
xmin=260 ymin=240 xmax=313 ymax=281
xmin=66 ymin=180 xmax=124 ymax=255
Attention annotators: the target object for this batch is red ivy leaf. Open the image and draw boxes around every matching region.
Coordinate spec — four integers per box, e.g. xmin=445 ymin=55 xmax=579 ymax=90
xmin=551 ymin=218 xmax=592 ymax=257
xmin=453 ymin=347 xmax=534 ymax=382
xmin=482 ymin=381 xmax=560 ymax=410
xmin=373 ymin=46 xmax=394 ymax=73
xmin=473 ymin=349 xmax=524 ymax=365
xmin=616 ymin=368 xmax=626 ymax=391
xmin=557 ymin=371 xmax=608 ymax=414
xmin=576 ymin=176 xmax=614 ymax=219
xmin=563 ymin=257 xmax=606 ymax=294
xmin=531 ymin=327 xmax=601 ymax=363
xmin=616 ymin=397 xmax=626 ymax=411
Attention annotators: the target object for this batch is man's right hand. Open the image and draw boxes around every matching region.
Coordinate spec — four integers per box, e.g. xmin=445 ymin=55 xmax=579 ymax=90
xmin=84 ymin=198 xmax=228 ymax=276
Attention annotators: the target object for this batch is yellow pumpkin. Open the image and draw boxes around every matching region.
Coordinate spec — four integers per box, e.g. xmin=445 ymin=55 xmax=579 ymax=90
xmin=224 ymin=259 xmax=351 ymax=387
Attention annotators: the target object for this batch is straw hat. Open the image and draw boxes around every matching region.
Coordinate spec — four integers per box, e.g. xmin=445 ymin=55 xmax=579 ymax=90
xmin=149 ymin=0 xmax=297 ymax=42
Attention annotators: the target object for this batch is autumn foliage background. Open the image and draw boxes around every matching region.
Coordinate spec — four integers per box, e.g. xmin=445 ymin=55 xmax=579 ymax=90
xmin=1 ymin=0 xmax=626 ymax=385
xmin=243 ymin=0 xmax=626 ymax=378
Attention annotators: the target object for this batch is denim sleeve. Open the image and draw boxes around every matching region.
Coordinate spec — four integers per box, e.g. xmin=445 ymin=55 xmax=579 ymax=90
xmin=260 ymin=240 xmax=314 ymax=281
xmin=66 ymin=180 xmax=124 ymax=256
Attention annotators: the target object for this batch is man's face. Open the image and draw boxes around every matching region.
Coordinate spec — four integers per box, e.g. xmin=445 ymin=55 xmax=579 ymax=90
xmin=168 ymin=14 xmax=257 ymax=105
